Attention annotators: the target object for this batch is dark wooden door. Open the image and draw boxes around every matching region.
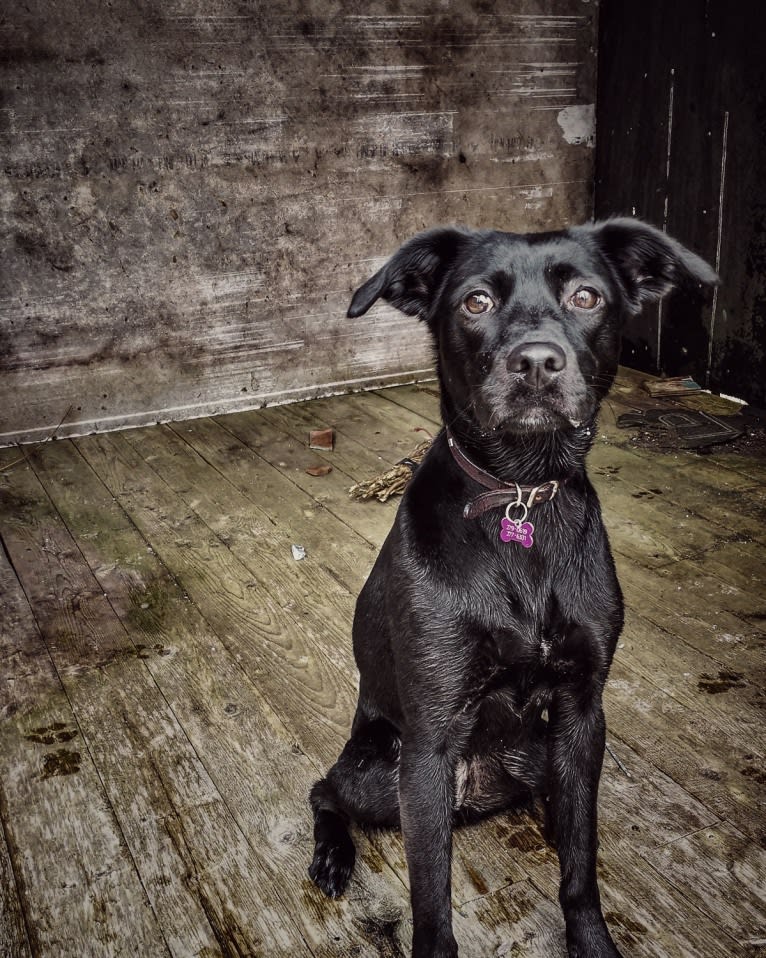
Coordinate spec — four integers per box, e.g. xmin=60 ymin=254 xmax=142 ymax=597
xmin=595 ymin=0 xmax=766 ymax=406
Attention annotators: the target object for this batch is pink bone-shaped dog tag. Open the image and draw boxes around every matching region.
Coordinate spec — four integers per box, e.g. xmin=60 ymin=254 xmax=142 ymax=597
xmin=500 ymin=517 xmax=535 ymax=548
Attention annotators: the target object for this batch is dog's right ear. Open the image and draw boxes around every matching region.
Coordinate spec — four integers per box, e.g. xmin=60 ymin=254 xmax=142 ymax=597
xmin=347 ymin=228 xmax=472 ymax=319
xmin=579 ymin=218 xmax=719 ymax=312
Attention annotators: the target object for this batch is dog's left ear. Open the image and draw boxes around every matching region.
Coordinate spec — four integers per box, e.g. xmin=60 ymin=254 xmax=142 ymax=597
xmin=577 ymin=218 xmax=719 ymax=311
xmin=347 ymin=227 xmax=473 ymax=320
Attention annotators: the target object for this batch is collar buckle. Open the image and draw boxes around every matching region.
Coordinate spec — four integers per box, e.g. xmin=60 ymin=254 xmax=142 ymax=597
xmin=446 ymin=430 xmax=565 ymax=520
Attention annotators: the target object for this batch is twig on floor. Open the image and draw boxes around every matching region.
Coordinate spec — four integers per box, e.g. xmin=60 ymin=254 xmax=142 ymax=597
xmin=606 ymin=741 xmax=631 ymax=778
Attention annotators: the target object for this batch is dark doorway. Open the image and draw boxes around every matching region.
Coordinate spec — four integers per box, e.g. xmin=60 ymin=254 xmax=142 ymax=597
xmin=595 ymin=0 xmax=766 ymax=406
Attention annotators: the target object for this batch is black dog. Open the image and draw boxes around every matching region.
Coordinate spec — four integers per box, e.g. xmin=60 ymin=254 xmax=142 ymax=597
xmin=309 ymin=219 xmax=716 ymax=957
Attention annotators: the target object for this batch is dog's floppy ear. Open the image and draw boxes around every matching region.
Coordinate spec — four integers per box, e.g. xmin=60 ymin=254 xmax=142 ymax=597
xmin=580 ymin=218 xmax=718 ymax=310
xmin=347 ymin=227 xmax=472 ymax=319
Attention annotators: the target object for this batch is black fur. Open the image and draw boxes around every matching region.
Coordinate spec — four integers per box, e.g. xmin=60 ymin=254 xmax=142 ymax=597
xmin=309 ymin=219 xmax=717 ymax=957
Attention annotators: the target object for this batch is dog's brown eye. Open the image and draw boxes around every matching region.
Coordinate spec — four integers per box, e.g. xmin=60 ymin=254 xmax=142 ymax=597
xmin=570 ymin=287 xmax=601 ymax=310
xmin=463 ymin=292 xmax=494 ymax=315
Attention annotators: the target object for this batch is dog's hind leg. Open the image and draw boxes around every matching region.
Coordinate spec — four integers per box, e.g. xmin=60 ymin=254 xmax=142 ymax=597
xmin=309 ymin=717 xmax=401 ymax=898
xmin=454 ymin=707 xmax=548 ymax=823
xmin=455 ymin=736 xmax=548 ymax=824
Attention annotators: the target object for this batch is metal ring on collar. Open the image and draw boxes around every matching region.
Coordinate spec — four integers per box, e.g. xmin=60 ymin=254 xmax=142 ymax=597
xmin=504 ymin=500 xmax=529 ymax=524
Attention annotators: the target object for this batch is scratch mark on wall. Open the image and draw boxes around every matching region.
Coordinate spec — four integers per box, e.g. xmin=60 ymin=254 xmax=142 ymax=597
xmin=655 ymin=68 xmax=676 ymax=370
xmin=253 ymin=341 xmax=304 ymax=354
xmin=706 ymin=109 xmax=729 ymax=387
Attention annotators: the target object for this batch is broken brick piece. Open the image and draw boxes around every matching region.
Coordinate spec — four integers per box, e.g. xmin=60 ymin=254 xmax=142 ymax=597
xmin=309 ymin=428 xmax=334 ymax=451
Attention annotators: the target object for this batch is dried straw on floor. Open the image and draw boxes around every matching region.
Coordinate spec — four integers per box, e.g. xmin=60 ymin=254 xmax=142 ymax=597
xmin=348 ymin=439 xmax=433 ymax=502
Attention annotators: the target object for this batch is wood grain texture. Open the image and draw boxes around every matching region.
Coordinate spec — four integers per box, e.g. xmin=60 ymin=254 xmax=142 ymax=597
xmin=2 ymin=381 xmax=765 ymax=956
xmin=0 ymin=449 xmax=312 ymax=957
xmin=0 ymin=555 xmax=37 ymax=958
xmin=23 ymin=438 xmax=414 ymax=957
xmin=76 ymin=431 xmax=359 ymax=764
xmin=643 ymin=821 xmax=766 ymax=950
xmin=1 ymin=0 xmax=597 ymax=446
xmin=0 ymin=523 xmax=170 ymax=958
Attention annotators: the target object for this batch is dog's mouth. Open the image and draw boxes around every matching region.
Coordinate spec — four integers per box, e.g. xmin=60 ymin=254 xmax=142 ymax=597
xmin=484 ymin=397 xmax=591 ymax=435
xmin=490 ymin=407 xmax=579 ymax=434
xmin=466 ymin=360 xmax=596 ymax=437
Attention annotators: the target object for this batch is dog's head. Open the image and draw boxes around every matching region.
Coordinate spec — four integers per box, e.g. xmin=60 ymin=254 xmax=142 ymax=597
xmin=348 ymin=219 xmax=717 ymax=437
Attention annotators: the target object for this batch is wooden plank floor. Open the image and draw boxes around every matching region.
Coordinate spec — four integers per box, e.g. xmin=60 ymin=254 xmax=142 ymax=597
xmin=1 ymin=372 xmax=765 ymax=958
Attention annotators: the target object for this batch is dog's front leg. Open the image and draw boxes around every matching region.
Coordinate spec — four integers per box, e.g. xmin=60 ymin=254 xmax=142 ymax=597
xmin=548 ymin=684 xmax=623 ymax=958
xmin=399 ymin=737 xmax=462 ymax=958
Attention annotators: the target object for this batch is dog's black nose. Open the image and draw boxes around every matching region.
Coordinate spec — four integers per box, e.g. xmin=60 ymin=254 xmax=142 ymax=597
xmin=507 ymin=341 xmax=567 ymax=388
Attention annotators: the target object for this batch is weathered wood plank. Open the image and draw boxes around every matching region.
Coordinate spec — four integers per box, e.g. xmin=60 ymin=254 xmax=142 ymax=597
xmin=688 ymin=537 xmax=766 ymax=596
xmin=374 ymin=382 xmax=442 ymax=424
xmin=3 ymin=382 xmax=764 ymax=957
xmin=457 ymin=836 xmax=749 ymax=958
xmin=594 ymin=832 xmax=748 ymax=958
xmin=163 ymin=417 xmax=380 ymax=590
xmin=490 ymin=728 xmax=720 ymax=907
xmin=590 ymin=443 xmax=766 ymax=552
xmin=453 ymin=879 xmax=567 ymax=956
xmin=214 ymin=405 xmax=400 ymax=543
xmin=0 ymin=549 xmax=36 ymax=958
xmin=617 ymin=557 xmax=766 ymax=689
xmin=642 ymin=822 xmax=766 ymax=949
xmin=599 ymin=369 xmax=766 ymax=485
xmin=0 ymin=515 xmax=170 ymax=958
xmin=0 ymin=812 xmax=31 ymax=958
xmin=303 ymin=390 xmax=439 ymax=461
xmin=217 ymin=403 xmax=403 ymax=547
xmin=26 ymin=437 xmax=417 ymax=958
xmin=618 ymin=609 xmax=764 ymax=753
xmin=604 ymin=660 xmax=765 ymax=848
xmin=487 ymin=793 xmax=746 ymax=957
xmin=76 ymin=430 xmax=358 ymax=771
xmin=0 ymin=448 xmax=311 ymax=957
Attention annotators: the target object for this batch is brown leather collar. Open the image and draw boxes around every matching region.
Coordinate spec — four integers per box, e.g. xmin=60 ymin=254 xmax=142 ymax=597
xmin=446 ymin=430 xmax=564 ymax=520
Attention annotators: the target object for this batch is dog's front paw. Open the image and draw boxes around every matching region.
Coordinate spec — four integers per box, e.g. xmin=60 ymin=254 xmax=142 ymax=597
xmin=566 ymin=911 xmax=623 ymax=958
xmin=308 ymin=833 xmax=356 ymax=898
xmin=412 ymin=929 xmax=458 ymax=958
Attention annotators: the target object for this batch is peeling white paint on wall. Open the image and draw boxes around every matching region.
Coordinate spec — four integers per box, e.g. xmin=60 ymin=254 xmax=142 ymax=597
xmin=556 ymin=103 xmax=595 ymax=148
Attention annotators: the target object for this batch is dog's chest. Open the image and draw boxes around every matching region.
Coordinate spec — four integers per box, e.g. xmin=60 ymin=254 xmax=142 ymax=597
xmin=473 ymin=627 xmax=590 ymax=727
xmin=465 ymin=565 xmax=590 ymax=708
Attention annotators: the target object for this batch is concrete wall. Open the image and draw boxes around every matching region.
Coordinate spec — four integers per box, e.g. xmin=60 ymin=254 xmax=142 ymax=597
xmin=1 ymin=1 xmax=598 ymax=446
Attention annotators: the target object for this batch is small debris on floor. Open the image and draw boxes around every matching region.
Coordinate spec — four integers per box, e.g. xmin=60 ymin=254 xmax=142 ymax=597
xmin=305 ymin=464 xmax=332 ymax=477
xmin=605 ymin=741 xmax=631 ymax=778
xmin=309 ymin=428 xmax=334 ymax=451
xmin=349 ymin=438 xmax=432 ymax=502
xmin=616 ymin=407 xmax=743 ymax=449
xmin=291 ymin=544 xmax=306 ymax=561
xmin=642 ymin=376 xmax=702 ymax=397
